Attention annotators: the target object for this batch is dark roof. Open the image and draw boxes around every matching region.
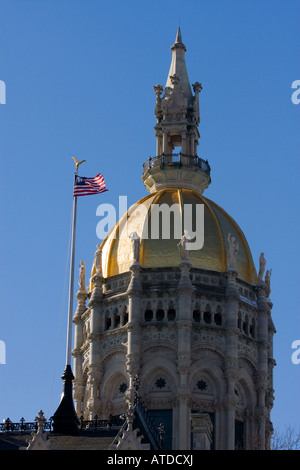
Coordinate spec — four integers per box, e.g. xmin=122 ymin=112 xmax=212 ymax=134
xmin=0 ymin=428 xmax=119 ymax=451
xmin=0 ymin=432 xmax=31 ymax=450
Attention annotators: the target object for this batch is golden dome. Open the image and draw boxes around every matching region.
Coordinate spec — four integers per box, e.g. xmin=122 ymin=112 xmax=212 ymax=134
xmin=94 ymin=188 xmax=257 ymax=284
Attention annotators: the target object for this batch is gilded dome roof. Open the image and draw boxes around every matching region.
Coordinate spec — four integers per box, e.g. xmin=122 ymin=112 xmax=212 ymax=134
xmin=95 ymin=188 xmax=257 ymax=284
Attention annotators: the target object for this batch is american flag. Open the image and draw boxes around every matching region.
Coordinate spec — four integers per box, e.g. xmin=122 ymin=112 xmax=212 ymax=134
xmin=73 ymin=173 xmax=108 ymax=197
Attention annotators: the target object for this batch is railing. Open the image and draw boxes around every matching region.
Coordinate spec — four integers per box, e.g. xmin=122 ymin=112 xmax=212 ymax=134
xmin=0 ymin=417 xmax=52 ymax=433
xmin=143 ymin=153 xmax=211 ymax=176
xmin=79 ymin=414 xmax=124 ymax=430
xmin=0 ymin=415 xmax=124 ymax=433
xmin=135 ymin=401 xmax=163 ymax=450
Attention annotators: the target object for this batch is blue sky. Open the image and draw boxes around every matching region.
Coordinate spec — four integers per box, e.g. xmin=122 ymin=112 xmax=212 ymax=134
xmin=0 ymin=0 xmax=299 ymax=435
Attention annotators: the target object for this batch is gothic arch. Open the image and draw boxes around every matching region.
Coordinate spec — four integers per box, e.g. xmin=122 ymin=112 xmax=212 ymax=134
xmin=141 ymin=341 xmax=177 ymax=355
xmin=189 ymin=358 xmax=225 ymax=400
xmin=140 ymin=357 xmax=178 ymax=396
xmin=81 ymin=370 xmax=91 ymax=419
xmin=238 ymin=355 xmax=258 ymax=377
xmin=236 ymin=360 xmax=257 ymax=412
xmin=191 ymin=343 xmax=225 ymax=362
xmin=100 ymin=340 xmax=127 ymax=362
xmin=102 ymin=370 xmax=128 ymax=404
xmin=100 ymin=353 xmax=127 ymax=398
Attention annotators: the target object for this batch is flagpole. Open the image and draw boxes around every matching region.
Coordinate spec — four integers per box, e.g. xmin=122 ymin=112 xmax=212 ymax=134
xmin=52 ymin=158 xmax=85 ymax=435
xmin=65 ymin=170 xmax=78 ymax=367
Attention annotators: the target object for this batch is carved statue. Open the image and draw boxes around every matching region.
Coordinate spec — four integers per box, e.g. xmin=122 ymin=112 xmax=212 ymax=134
xmin=170 ymin=73 xmax=180 ymax=86
xmin=192 ymin=81 xmax=203 ymax=94
xmin=154 ymin=84 xmax=164 ymax=122
xmin=177 ymin=230 xmax=190 ymax=260
xmin=258 ymin=252 xmax=266 ymax=281
xmin=129 ymin=231 xmax=141 ymax=263
xmin=265 ymin=269 xmax=272 ymax=298
xmin=79 ymin=260 xmax=86 ymax=290
xmin=227 ymin=233 xmax=239 ymax=268
xmin=94 ymin=244 xmax=102 ymax=275
xmin=192 ymin=82 xmax=202 ymax=124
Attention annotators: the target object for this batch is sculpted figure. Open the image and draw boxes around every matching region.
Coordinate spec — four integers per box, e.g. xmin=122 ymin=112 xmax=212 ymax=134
xmin=154 ymin=84 xmax=163 ymax=121
xmin=258 ymin=252 xmax=266 ymax=281
xmin=129 ymin=231 xmax=141 ymax=263
xmin=227 ymin=233 xmax=239 ymax=268
xmin=94 ymin=244 xmax=102 ymax=275
xmin=79 ymin=260 xmax=86 ymax=290
xmin=265 ymin=269 xmax=272 ymax=297
xmin=177 ymin=230 xmax=190 ymax=260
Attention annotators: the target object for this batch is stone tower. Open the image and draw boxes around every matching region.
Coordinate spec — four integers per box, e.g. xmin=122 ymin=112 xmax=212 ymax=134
xmin=72 ymin=29 xmax=275 ymax=450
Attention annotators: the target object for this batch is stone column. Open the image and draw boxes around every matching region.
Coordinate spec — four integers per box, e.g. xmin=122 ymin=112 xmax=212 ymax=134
xmin=191 ymin=413 xmax=213 ymax=450
xmin=255 ymin=280 xmax=270 ymax=449
xmin=125 ymin=262 xmax=142 ymax=410
xmin=224 ymin=268 xmax=239 ymax=450
xmin=181 ymin=131 xmax=187 ymax=154
xmin=176 ymin=259 xmax=193 ymax=450
xmin=86 ymin=270 xmax=104 ymax=418
xmin=162 ymin=129 xmax=168 ymax=154
xmin=73 ymin=285 xmax=88 ymax=416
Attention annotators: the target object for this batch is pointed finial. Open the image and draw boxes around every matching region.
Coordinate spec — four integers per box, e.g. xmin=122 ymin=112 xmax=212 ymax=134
xmin=175 ymin=26 xmax=183 ymax=44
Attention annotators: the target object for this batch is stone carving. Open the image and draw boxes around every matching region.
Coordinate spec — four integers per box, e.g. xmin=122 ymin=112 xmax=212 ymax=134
xmin=227 ymin=233 xmax=239 ymax=268
xmin=78 ymin=260 xmax=86 ymax=291
xmin=177 ymin=230 xmax=191 ymax=260
xmin=192 ymin=82 xmax=202 ymax=124
xmin=257 ymin=252 xmax=266 ymax=282
xmin=154 ymin=84 xmax=163 ymax=122
xmin=129 ymin=231 xmax=141 ymax=263
xmin=265 ymin=269 xmax=271 ymax=298
xmin=161 ymin=74 xmax=187 ymax=121
xmin=25 ymin=410 xmax=50 ymax=450
xmin=94 ymin=244 xmax=102 ymax=275
xmin=192 ymin=81 xmax=203 ymax=94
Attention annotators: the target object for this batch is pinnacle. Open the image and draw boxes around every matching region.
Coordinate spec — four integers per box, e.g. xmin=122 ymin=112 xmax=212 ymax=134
xmin=175 ymin=27 xmax=183 ymax=44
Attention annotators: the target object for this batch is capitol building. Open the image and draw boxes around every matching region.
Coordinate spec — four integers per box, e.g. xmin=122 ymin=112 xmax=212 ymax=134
xmin=66 ymin=28 xmax=276 ymax=451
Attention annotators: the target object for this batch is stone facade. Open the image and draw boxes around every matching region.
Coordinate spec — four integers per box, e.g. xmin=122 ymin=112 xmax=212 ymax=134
xmin=72 ymin=29 xmax=275 ymax=450
xmin=72 ymin=263 xmax=275 ymax=449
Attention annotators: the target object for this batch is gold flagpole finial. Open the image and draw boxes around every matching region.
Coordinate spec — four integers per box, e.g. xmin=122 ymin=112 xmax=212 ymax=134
xmin=72 ymin=156 xmax=86 ymax=171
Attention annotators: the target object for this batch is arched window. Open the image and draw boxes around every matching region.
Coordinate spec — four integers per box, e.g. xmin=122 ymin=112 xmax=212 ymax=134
xmin=114 ymin=308 xmax=120 ymax=328
xmin=243 ymin=314 xmax=248 ymax=335
xmin=204 ymin=304 xmax=211 ymax=324
xmin=145 ymin=301 xmax=153 ymax=322
xmin=193 ymin=302 xmax=201 ymax=322
xmin=167 ymin=301 xmax=176 ymax=321
xmin=214 ymin=305 xmax=222 ymax=326
xmin=156 ymin=301 xmax=164 ymax=321
xmin=106 ymin=317 xmax=111 ymax=330
xmin=238 ymin=311 xmax=242 ymax=330
xmin=145 ymin=309 xmax=153 ymax=322
xmin=249 ymin=318 xmax=256 ymax=338
xmin=123 ymin=305 xmax=128 ymax=325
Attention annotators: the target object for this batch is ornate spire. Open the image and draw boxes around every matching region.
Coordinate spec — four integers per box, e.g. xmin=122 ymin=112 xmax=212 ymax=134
xmin=175 ymin=26 xmax=183 ymax=44
xmin=166 ymin=27 xmax=193 ymax=106
xmin=142 ymin=28 xmax=210 ymax=194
